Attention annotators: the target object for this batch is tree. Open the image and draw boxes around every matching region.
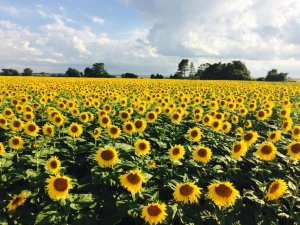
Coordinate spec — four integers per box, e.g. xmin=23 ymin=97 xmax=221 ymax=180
xmin=176 ymin=59 xmax=189 ymax=78
xmin=121 ymin=73 xmax=138 ymax=78
xmin=150 ymin=74 xmax=164 ymax=79
xmin=195 ymin=63 xmax=210 ymax=79
xmin=83 ymin=63 xmax=110 ymax=77
xmin=23 ymin=68 xmax=33 ymax=76
xmin=265 ymin=69 xmax=288 ymax=82
xmin=65 ymin=68 xmax=81 ymax=77
xmin=189 ymin=62 xmax=196 ymax=78
xmin=84 ymin=67 xmax=94 ymax=77
xmin=1 ymin=69 xmax=19 ymax=76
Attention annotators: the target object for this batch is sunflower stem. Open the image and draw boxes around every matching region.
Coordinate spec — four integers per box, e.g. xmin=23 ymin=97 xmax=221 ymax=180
xmin=131 ymin=192 xmax=136 ymax=202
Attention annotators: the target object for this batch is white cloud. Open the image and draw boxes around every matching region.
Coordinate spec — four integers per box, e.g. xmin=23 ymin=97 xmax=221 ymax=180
xmin=92 ymin=16 xmax=105 ymax=25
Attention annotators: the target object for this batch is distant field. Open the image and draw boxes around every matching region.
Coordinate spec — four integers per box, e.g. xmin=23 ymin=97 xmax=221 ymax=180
xmin=0 ymin=77 xmax=299 ymax=225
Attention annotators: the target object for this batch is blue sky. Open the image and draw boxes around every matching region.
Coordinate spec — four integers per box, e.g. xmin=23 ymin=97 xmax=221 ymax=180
xmin=1 ymin=0 xmax=300 ymax=77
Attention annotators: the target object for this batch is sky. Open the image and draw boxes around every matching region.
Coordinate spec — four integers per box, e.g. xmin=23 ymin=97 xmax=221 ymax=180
xmin=0 ymin=0 xmax=300 ymax=78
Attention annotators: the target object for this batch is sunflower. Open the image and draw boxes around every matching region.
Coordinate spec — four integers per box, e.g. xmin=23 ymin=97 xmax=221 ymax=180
xmin=2 ymin=108 xmax=14 ymax=119
xmin=141 ymin=202 xmax=167 ymax=225
xmin=23 ymin=112 xmax=35 ymax=121
xmin=119 ymin=111 xmax=131 ymax=122
xmin=208 ymin=181 xmax=239 ymax=207
xmin=282 ymin=118 xmax=293 ymax=132
xmin=221 ymin=121 xmax=232 ymax=134
xmin=256 ymin=110 xmax=268 ymax=121
xmin=52 ymin=114 xmax=65 ymax=127
xmin=211 ymin=119 xmax=223 ymax=132
xmin=134 ymin=118 xmax=147 ymax=133
xmin=0 ymin=115 xmax=8 ymax=128
xmin=168 ymin=144 xmax=185 ymax=162
xmin=107 ymin=125 xmax=122 ymax=139
xmin=192 ymin=146 xmax=212 ymax=163
xmin=95 ymin=146 xmax=119 ymax=167
xmin=91 ymin=127 xmax=101 ymax=139
xmin=244 ymin=120 xmax=252 ymax=129
xmin=279 ymin=107 xmax=291 ymax=119
xmin=8 ymin=136 xmax=24 ymax=150
xmin=231 ymin=141 xmax=247 ymax=159
xmin=173 ymin=182 xmax=202 ymax=204
xmin=79 ymin=112 xmax=89 ymax=124
xmin=187 ymin=127 xmax=202 ymax=142
xmin=46 ymin=175 xmax=72 ymax=200
xmin=43 ymin=123 xmax=55 ymax=136
xmin=120 ymin=169 xmax=145 ymax=193
xmin=231 ymin=115 xmax=239 ymax=124
xmin=67 ymin=122 xmax=83 ymax=138
xmin=46 ymin=156 xmax=61 ymax=174
xmin=0 ymin=142 xmax=5 ymax=156
xmin=170 ymin=112 xmax=182 ymax=124
xmin=291 ymin=126 xmax=300 ymax=140
xmin=256 ymin=142 xmax=277 ymax=161
xmin=266 ymin=179 xmax=287 ymax=201
xmin=202 ymin=114 xmax=212 ymax=126
xmin=6 ymin=191 xmax=27 ymax=212
xmin=24 ymin=122 xmax=40 ymax=137
xmin=267 ymin=130 xmax=281 ymax=143
xmin=146 ymin=111 xmax=157 ymax=123
xmin=287 ymin=141 xmax=300 ymax=160
xmin=9 ymin=118 xmax=24 ymax=132
xmin=242 ymin=131 xmax=258 ymax=145
xmin=134 ymin=139 xmax=151 ymax=156
xmin=123 ymin=121 xmax=136 ymax=135
xmin=148 ymin=160 xmax=156 ymax=169
xmin=99 ymin=115 xmax=111 ymax=128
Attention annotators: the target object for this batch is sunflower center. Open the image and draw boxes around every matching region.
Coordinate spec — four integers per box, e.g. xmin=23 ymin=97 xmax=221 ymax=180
xmin=110 ymin=127 xmax=118 ymax=134
xmin=213 ymin=122 xmax=219 ymax=128
xmin=270 ymin=133 xmax=276 ymax=139
xmin=135 ymin=121 xmax=142 ymax=128
xmin=179 ymin=184 xmax=194 ymax=196
xmin=215 ymin=184 xmax=233 ymax=197
xmin=258 ymin=111 xmax=265 ymax=117
xmin=26 ymin=114 xmax=32 ymax=119
xmin=191 ymin=130 xmax=198 ymax=138
xmin=5 ymin=110 xmax=12 ymax=115
xmin=197 ymin=148 xmax=207 ymax=157
xmin=204 ymin=117 xmax=209 ymax=123
xmin=102 ymin=117 xmax=109 ymax=124
xmin=147 ymin=205 xmax=162 ymax=217
xmin=50 ymin=160 xmax=57 ymax=169
xmin=101 ymin=150 xmax=114 ymax=161
xmin=173 ymin=114 xmax=179 ymax=120
xmin=281 ymin=110 xmax=286 ymax=115
xmin=139 ymin=142 xmax=147 ymax=151
xmin=261 ymin=145 xmax=272 ymax=155
xmin=28 ymin=124 xmax=36 ymax=132
xmin=12 ymin=197 xmax=21 ymax=205
xmin=12 ymin=138 xmax=20 ymax=145
xmin=126 ymin=173 xmax=141 ymax=185
xmin=0 ymin=118 xmax=6 ymax=124
xmin=126 ymin=124 xmax=133 ymax=130
xmin=148 ymin=113 xmax=155 ymax=119
xmin=234 ymin=144 xmax=241 ymax=153
xmin=81 ymin=115 xmax=87 ymax=120
xmin=269 ymin=181 xmax=279 ymax=193
xmin=13 ymin=121 xmax=21 ymax=127
xmin=54 ymin=178 xmax=68 ymax=192
xmin=55 ymin=117 xmax=61 ymax=123
xmin=121 ymin=113 xmax=128 ymax=119
xmin=172 ymin=148 xmax=180 ymax=156
xmin=46 ymin=127 xmax=53 ymax=133
xmin=71 ymin=125 xmax=79 ymax=133
xmin=291 ymin=143 xmax=300 ymax=154
xmin=244 ymin=133 xmax=253 ymax=141
xmin=294 ymin=128 xmax=300 ymax=135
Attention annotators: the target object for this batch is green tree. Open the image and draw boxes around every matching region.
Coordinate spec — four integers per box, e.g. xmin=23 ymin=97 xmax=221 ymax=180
xmin=189 ymin=62 xmax=196 ymax=78
xmin=176 ymin=59 xmax=189 ymax=78
xmin=265 ymin=69 xmax=288 ymax=81
xmin=92 ymin=63 xmax=109 ymax=77
xmin=1 ymin=69 xmax=19 ymax=76
xmin=23 ymin=68 xmax=33 ymax=76
xmin=65 ymin=68 xmax=82 ymax=77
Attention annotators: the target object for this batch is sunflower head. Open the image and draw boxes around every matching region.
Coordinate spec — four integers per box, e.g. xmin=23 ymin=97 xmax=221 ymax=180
xmin=67 ymin=122 xmax=83 ymax=138
xmin=6 ymin=191 xmax=28 ymax=212
xmin=46 ymin=156 xmax=61 ymax=174
xmin=287 ymin=141 xmax=300 ymax=160
xmin=24 ymin=122 xmax=40 ymax=137
xmin=168 ymin=145 xmax=185 ymax=162
xmin=46 ymin=175 xmax=72 ymax=200
xmin=187 ymin=127 xmax=202 ymax=142
xmin=291 ymin=126 xmax=300 ymax=140
xmin=267 ymin=130 xmax=281 ymax=143
xmin=173 ymin=182 xmax=202 ymax=204
xmin=8 ymin=136 xmax=24 ymax=150
xmin=43 ymin=124 xmax=55 ymax=136
xmin=120 ymin=169 xmax=145 ymax=193
xmin=91 ymin=127 xmax=101 ymax=139
xmin=95 ymin=147 xmax=119 ymax=167
xmin=242 ymin=131 xmax=258 ymax=145
xmin=256 ymin=142 xmax=277 ymax=161
xmin=208 ymin=181 xmax=239 ymax=207
xmin=141 ymin=202 xmax=167 ymax=225
xmin=134 ymin=139 xmax=151 ymax=156
xmin=99 ymin=115 xmax=111 ymax=128
xmin=192 ymin=146 xmax=212 ymax=163
xmin=266 ymin=179 xmax=287 ymax=201
xmin=107 ymin=125 xmax=121 ymax=139
xmin=146 ymin=111 xmax=157 ymax=123
xmin=134 ymin=118 xmax=147 ymax=133
xmin=231 ymin=141 xmax=247 ymax=160
xmin=0 ymin=142 xmax=6 ymax=156
xmin=123 ymin=121 xmax=136 ymax=135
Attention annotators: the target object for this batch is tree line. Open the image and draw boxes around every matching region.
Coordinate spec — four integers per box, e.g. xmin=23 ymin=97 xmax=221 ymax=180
xmin=0 ymin=60 xmax=290 ymax=81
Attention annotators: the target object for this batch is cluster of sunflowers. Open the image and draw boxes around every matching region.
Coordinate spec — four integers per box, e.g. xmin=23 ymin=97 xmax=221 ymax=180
xmin=0 ymin=77 xmax=299 ymax=225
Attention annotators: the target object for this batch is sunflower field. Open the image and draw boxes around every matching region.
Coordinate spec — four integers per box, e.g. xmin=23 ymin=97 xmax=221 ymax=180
xmin=0 ymin=76 xmax=299 ymax=225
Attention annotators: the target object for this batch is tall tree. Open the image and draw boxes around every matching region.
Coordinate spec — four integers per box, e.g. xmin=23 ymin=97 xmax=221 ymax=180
xmin=176 ymin=59 xmax=189 ymax=78
xmin=1 ymin=69 xmax=19 ymax=76
xmin=65 ymin=68 xmax=81 ymax=77
xmin=23 ymin=68 xmax=33 ymax=76
xmin=265 ymin=69 xmax=288 ymax=81
xmin=92 ymin=63 xmax=109 ymax=77
xmin=189 ymin=62 xmax=196 ymax=78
